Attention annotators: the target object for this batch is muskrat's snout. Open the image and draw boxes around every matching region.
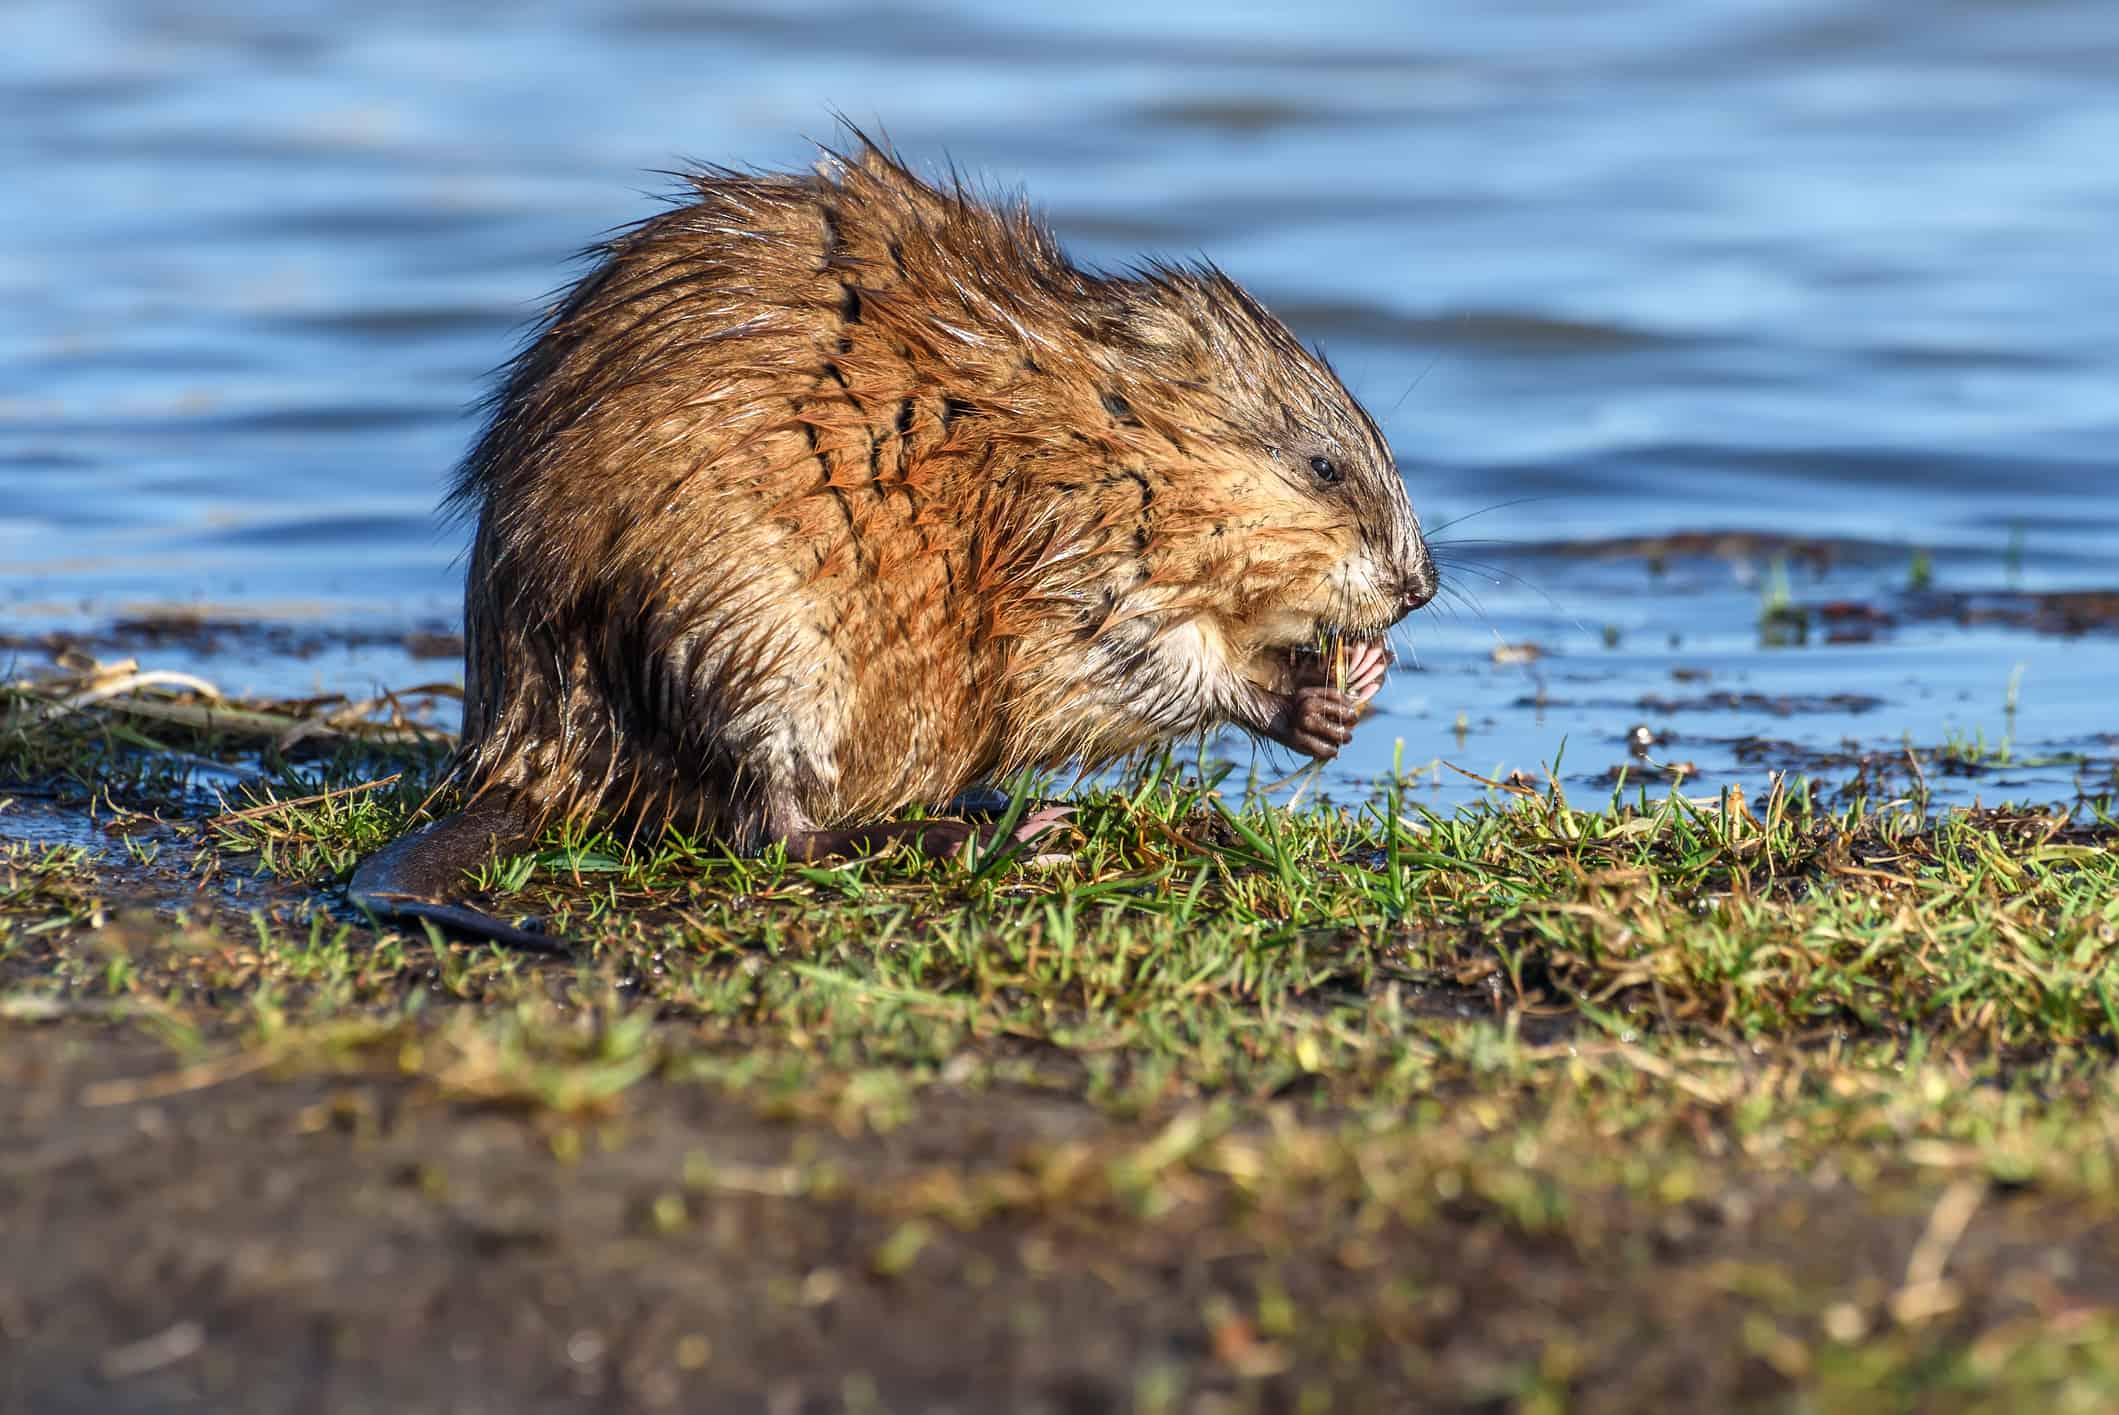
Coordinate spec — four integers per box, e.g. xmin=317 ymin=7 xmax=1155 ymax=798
xmin=1395 ymin=547 xmax=1438 ymax=618
xmin=1389 ymin=531 xmax=1439 ymax=621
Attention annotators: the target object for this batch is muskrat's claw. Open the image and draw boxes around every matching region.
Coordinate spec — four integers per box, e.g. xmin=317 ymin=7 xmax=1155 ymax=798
xmin=1007 ymin=805 xmax=1076 ymax=844
xmin=1344 ymin=639 xmax=1391 ymax=703
xmin=918 ymin=804 xmax=1075 ymax=860
xmin=1288 ymin=638 xmax=1392 ymax=705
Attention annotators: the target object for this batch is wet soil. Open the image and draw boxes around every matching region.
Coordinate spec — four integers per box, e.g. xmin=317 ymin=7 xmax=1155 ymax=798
xmin=11 ymin=1011 xmax=2119 ymax=1415
xmin=3 ymin=806 xmax=2118 ymax=1411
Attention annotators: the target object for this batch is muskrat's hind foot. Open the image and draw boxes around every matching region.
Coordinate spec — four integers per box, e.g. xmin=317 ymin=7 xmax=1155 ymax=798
xmin=347 ymin=790 xmax=567 ymax=954
xmin=773 ymin=805 xmax=1074 ymax=865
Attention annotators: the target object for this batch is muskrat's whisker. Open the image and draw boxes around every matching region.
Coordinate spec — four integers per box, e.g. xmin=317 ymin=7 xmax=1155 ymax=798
xmin=1434 ymin=557 xmax=1542 ymax=589
xmin=1433 ymin=583 xmax=1483 ymax=623
xmin=1428 ymin=550 xmax=1537 ymax=575
xmin=1424 ymin=581 xmax=1519 ymax=642
xmin=1428 ymin=556 xmax=1585 ymax=631
xmin=1383 ymin=623 xmax=1424 ymax=673
xmin=1426 ymin=537 xmax=1532 ymax=553
xmin=1420 ymin=495 xmax=1555 ymax=538
xmin=1384 ymin=350 xmax=1443 ymax=420
xmin=1432 ymin=554 xmax=1517 ymax=584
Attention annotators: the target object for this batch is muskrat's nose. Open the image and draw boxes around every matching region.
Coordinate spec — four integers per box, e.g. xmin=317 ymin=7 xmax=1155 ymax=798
xmin=1397 ymin=562 xmax=1438 ymax=617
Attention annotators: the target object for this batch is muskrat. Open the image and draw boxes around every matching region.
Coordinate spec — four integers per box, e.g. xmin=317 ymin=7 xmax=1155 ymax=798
xmin=351 ymin=136 xmax=1435 ymax=946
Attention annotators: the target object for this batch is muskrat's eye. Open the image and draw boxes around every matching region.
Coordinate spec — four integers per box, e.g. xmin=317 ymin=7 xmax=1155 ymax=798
xmin=1309 ymin=455 xmax=1342 ymax=484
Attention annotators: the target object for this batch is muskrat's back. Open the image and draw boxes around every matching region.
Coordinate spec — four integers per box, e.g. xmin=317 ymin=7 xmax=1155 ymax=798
xmin=461 ymin=155 xmax=966 ymax=838
xmin=355 ymin=136 xmax=1435 ymax=932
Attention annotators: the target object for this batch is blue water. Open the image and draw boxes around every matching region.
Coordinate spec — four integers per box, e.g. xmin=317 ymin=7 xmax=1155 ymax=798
xmin=4 ymin=0 xmax=2115 ymax=807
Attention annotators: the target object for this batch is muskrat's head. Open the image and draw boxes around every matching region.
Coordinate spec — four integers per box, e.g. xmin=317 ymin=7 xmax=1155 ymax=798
xmin=1087 ymin=268 xmax=1438 ymax=709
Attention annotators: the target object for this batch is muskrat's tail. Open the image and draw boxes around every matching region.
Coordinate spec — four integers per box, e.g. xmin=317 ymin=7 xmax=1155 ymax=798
xmin=347 ymin=790 xmax=569 ymax=954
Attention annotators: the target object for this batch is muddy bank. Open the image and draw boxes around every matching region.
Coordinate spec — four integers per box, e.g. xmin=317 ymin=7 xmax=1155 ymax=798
xmin=7 ymin=759 xmax=2119 ymax=1409
xmin=10 ymin=1012 xmax=2119 ymax=1414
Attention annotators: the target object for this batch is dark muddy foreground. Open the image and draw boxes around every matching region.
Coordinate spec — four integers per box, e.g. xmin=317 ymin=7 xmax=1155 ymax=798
xmin=12 ymin=1009 xmax=2119 ymax=1415
xmin=6 ymin=690 xmax=2119 ymax=1413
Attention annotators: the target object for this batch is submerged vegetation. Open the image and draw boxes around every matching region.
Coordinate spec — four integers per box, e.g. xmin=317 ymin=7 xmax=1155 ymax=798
xmin=5 ymin=660 xmax=2119 ymax=1411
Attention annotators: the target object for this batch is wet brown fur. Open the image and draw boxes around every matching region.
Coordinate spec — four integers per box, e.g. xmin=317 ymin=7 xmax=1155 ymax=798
xmin=446 ymin=136 xmax=1433 ymax=850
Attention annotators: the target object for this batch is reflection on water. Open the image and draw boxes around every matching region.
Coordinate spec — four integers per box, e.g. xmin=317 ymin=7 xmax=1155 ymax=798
xmin=3 ymin=0 xmax=2115 ymax=807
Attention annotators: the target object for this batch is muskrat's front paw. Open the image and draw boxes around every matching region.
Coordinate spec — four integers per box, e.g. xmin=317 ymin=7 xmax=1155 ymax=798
xmin=1274 ymin=686 xmax=1361 ymax=759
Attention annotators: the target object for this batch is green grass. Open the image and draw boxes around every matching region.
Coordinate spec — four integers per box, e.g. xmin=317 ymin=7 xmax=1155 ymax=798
xmin=7 ymin=667 xmax=2119 ymax=1408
